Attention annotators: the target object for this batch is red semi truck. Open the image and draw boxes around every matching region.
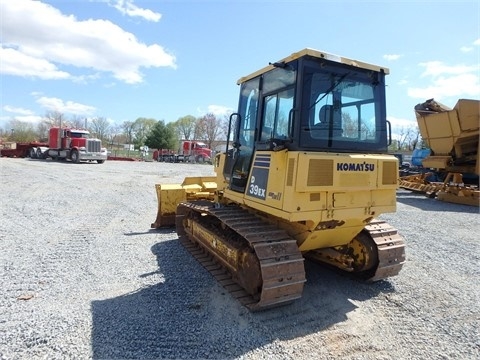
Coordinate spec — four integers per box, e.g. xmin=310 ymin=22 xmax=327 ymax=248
xmin=30 ymin=127 xmax=107 ymax=163
xmin=153 ymin=140 xmax=213 ymax=163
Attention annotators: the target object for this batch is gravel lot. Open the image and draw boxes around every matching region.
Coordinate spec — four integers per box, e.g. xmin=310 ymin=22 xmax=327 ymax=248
xmin=1 ymin=157 xmax=479 ymax=360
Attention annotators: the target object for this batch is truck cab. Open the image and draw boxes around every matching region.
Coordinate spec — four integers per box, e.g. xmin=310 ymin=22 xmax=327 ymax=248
xmin=46 ymin=127 xmax=107 ymax=163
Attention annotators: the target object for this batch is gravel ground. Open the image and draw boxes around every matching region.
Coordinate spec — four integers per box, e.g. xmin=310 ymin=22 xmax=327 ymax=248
xmin=1 ymin=157 xmax=479 ymax=360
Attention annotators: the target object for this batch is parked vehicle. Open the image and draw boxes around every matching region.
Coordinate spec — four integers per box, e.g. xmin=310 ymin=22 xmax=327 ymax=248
xmin=0 ymin=141 xmax=48 ymax=158
xmin=31 ymin=127 xmax=107 ymax=163
xmin=399 ymin=98 xmax=479 ymax=206
xmin=153 ymin=140 xmax=213 ymax=163
xmin=151 ymin=48 xmax=406 ymax=310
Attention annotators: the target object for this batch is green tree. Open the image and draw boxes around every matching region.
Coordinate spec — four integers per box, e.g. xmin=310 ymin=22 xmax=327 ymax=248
xmin=132 ymin=117 xmax=157 ymax=148
xmin=173 ymin=115 xmax=196 ymax=140
xmin=145 ymin=120 xmax=176 ymax=150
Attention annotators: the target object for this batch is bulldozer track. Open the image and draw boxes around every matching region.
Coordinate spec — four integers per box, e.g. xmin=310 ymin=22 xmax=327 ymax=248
xmin=176 ymin=203 xmax=404 ymax=310
xmin=177 ymin=202 xmax=306 ymax=311
xmin=363 ymin=219 xmax=406 ymax=281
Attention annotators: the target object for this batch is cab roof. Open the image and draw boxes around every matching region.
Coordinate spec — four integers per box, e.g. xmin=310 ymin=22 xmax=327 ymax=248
xmin=237 ymin=48 xmax=390 ymax=85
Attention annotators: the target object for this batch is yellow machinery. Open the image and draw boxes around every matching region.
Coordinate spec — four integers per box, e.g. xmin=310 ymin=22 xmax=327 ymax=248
xmin=399 ymin=99 xmax=479 ymax=206
xmin=152 ymin=49 xmax=406 ymax=310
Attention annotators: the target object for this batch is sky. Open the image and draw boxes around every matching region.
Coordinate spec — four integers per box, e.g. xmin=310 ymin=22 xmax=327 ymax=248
xmin=1 ymin=0 xmax=479 ymax=137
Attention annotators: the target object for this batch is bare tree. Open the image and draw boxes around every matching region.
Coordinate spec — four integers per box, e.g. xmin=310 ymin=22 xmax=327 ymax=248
xmin=396 ymin=126 xmax=412 ymax=151
xmin=44 ymin=111 xmax=65 ymax=127
xmin=193 ymin=119 xmax=204 ymax=141
xmin=218 ymin=114 xmax=231 ymax=141
xmin=36 ymin=121 xmax=50 ymax=141
xmin=197 ymin=113 xmax=222 ymax=148
xmin=408 ymin=126 xmax=421 ymax=150
xmin=107 ymin=123 xmax=123 ymax=143
xmin=396 ymin=125 xmax=422 ymax=151
xmin=71 ymin=115 xmax=87 ymax=129
xmin=342 ymin=113 xmax=356 ymax=138
xmin=6 ymin=119 xmax=37 ymax=142
xmin=89 ymin=117 xmax=110 ymax=141
xmin=122 ymin=121 xmax=135 ymax=146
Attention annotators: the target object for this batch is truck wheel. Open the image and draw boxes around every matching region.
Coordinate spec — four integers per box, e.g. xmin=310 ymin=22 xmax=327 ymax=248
xmin=29 ymin=148 xmax=37 ymax=159
xmin=71 ymin=150 xmax=80 ymax=163
xmin=36 ymin=148 xmax=43 ymax=159
xmin=196 ymin=155 xmax=204 ymax=163
xmin=97 ymin=160 xmax=105 ymax=164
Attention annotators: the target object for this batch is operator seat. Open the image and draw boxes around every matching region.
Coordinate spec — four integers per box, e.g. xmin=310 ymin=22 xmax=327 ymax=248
xmin=317 ymin=105 xmax=343 ymax=137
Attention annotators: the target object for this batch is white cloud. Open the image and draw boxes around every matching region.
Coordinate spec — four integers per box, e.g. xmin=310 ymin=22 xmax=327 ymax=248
xmin=3 ymin=105 xmax=35 ymax=116
xmin=383 ymin=54 xmax=402 ymax=61
xmin=0 ymin=0 xmax=175 ymax=84
xmin=195 ymin=105 xmax=233 ymax=118
xmin=207 ymin=105 xmax=233 ymax=117
xmin=462 ymin=38 xmax=480 ymax=52
xmin=1 ymin=105 xmax=42 ymax=124
xmin=388 ymin=116 xmax=417 ymax=129
xmin=109 ymin=0 xmax=162 ymax=22
xmin=35 ymin=96 xmax=97 ymax=116
xmin=11 ymin=115 xmax=44 ymax=124
xmin=0 ymin=47 xmax=71 ymax=80
xmin=418 ymin=61 xmax=477 ymax=77
xmin=407 ymin=61 xmax=480 ymax=100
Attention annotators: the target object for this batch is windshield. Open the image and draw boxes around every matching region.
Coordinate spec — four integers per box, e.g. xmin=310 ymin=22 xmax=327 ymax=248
xmin=71 ymin=132 xmax=90 ymax=139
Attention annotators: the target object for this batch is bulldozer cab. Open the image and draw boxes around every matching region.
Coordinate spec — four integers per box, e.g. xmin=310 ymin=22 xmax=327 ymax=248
xmin=224 ymin=48 xmax=391 ymax=194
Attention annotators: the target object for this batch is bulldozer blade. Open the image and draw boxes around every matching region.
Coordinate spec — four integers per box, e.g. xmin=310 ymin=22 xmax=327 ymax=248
xmin=437 ymin=189 xmax=480 ymax=207
xmin=151 ymin=176 xmax=217 ymax=228
xmin=151 ymin=184 xmax=186 ymax=228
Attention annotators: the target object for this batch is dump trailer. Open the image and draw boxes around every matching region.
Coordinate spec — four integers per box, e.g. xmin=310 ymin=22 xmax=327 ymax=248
xmin=152 ymin=48 xmax=406 ymax=310
xmin=0 ymin=141 xmax=48 ymax=158
xmin=399 ymin=99 xmax=479 ymax=206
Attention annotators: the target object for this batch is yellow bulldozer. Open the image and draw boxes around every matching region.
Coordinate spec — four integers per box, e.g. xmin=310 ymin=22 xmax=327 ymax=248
xmin=152 ymin=49 xmax=406 ymax=310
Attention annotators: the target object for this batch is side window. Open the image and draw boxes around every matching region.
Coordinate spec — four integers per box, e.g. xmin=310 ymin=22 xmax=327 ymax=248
xmin=276 ymin=88 xmax=294 ymax=138
xmin=237 ymin=85 xmax=259 ymax=149
xmin=261 ymin=95 xmax=276 ymax=141
xmin=261 ymin=87 xmax=294 ymax=141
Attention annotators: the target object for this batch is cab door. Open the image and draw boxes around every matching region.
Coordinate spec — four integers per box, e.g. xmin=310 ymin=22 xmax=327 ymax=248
xmin=224 ymin=65 xmax=296 ymax=193
xmin=224 ymin=77 xmax=259 ymax=193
